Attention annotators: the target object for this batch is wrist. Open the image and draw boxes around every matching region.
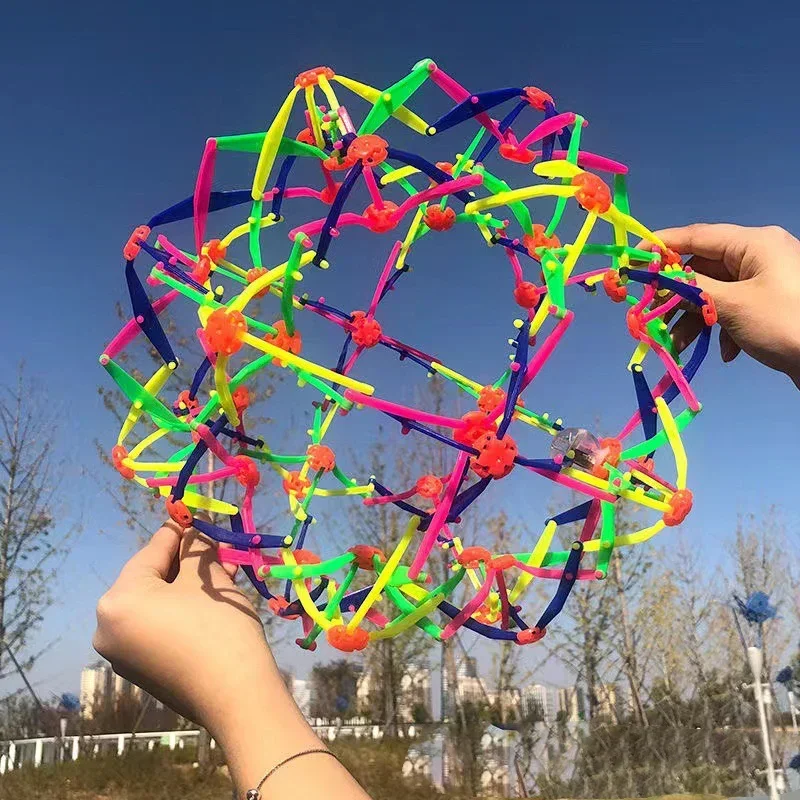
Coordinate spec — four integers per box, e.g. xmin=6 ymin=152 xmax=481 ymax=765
xmin=202 ymin=657 xmax=322 ymax=793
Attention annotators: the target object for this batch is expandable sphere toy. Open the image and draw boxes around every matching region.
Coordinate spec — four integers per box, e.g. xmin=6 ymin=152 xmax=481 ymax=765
xmin=101 ymin=60 xmax=712 ymax=652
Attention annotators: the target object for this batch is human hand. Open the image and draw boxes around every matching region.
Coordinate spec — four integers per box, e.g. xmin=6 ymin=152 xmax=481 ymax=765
xmin=93 ymin=522 xmax=327 ymax=793
xmin=93 ymin=521 xmax=272 ymax=730
xmin=94 ymin=524 xmax=372 ymax=797
xmin=648 ymin=224 xmax=800 ymax=387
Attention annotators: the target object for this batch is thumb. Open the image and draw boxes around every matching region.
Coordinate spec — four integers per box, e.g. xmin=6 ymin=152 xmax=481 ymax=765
xmin=118 ymin=522 xmax=183 ymax=584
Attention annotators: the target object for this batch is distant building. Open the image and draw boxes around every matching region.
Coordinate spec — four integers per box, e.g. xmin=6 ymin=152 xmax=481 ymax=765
xmin=357 ymin=664 xmax=432 ymax=723
xmin=79 ymin=661 xmax=113 ymax=719
xmin=557 ymin=686 xmax=586 ymax=722
xmin=455 ymin=657 xmax=486 ymax=704
xmin=522 ymin=684 xmax=553 ymax=723
xmin=291 ymin=678 xmax=311 ymax=718
xmin=400 ymin=665 xmax=433 ymax=721
xmin=80 ymin=661 xmax=156 ymax=720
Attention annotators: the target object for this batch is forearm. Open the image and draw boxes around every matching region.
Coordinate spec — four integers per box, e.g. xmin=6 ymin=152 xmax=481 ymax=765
xmin=208 ymin=655 xmax=371 ymax=799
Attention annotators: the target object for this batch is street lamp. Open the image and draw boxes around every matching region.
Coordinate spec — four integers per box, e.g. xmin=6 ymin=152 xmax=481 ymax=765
xmin=733 ymin=591 xmax=779 ymax=800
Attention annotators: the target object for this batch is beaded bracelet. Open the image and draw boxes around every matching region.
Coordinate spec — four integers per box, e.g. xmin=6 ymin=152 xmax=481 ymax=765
xmin=245 ymin=748 xmax=340 ymax=799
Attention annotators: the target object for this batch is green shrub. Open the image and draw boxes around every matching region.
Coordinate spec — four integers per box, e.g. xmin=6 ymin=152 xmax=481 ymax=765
xmin=0 ymin=749 xmax=230 ymax=800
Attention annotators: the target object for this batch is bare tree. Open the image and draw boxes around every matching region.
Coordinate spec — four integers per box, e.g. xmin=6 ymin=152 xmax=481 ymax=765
xmin=347 ymin=433 xmax=436 ymax=733
xmin=0 ymin=367 xmax=74 ymax=685
xmin=727 ymin=508 xmax=794 ymax=676
xmin=542 ymin=506 xmax=615 ymax=721
xmin=309 ymin=659 xmax=362 ymax=723
xmin=606 ymin=502 xmax=653 ymax=726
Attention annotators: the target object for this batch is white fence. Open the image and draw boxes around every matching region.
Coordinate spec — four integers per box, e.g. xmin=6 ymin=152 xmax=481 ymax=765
xmin=0 ymin=723 xmax=420 ymax=775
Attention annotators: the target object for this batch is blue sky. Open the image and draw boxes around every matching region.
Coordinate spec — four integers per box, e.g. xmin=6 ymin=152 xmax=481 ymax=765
xmin=2 ymin=0 xmax=799 ymax=698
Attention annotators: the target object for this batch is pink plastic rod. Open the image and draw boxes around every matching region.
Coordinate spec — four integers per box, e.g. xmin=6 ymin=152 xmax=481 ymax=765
xmin=526 ymin=465 xmax=617 ymax=503
xmin=145 ymin=465 xmax=237 ymax=488
xmin=579 ymin=500 xmax=601 ymax=542
xmin=368 ymin=241 xmax=402 ymax=317
xmin=379 ymin=335 xmax=438 ymax=364
xmin=337 ymin=106 xmax=356 ymax=134
xmin=528 ymin=149 xmax=628 ymax=175
xmin=519 ymin=311 xmax=574 ymax=391
xmin=193 ymin=139 xmax=217 ymax=254
xmin=218 ymin=550 xmax=282 ymax=568
xmin=408 ymin=451 xmax=469 ymax=580
xmin=341 ymin=345 xmax=365 ymax=375
xmin=343 ymin=391 xmax=467 ymax=430
xmin=516 ymin=563 xmax=598 ymax=581
xmin=241 ymin=486 xmax=256 ymax=533
xmin=193 ymin=423 xmax=234 ymax=463
xmin=652 ymin=342 xmax=701 ymax=411
xmin=103 ymin=290 xmax=179 ymax=359
xmin=518 ymin=113 xmax=578 ymax=149
xmin=496 ymin=572 xmax=511 ymax=629
xmin=156 ymin=235 xmax=197 ymax=268
xmin=362 ymin=167 xmax=384 ymax=208
xmin=441 ymin=571 xmax=495 ymax=639
xmin=429 ymin=68 xmax=505 ymax=141
xmin=641 ymin=294 xmax=682 ymax=324
xmin=289 ymin=211 xmax=366 ymax=240
xmin=363 ymin=486 xmax=418 ymax=506
xmin=393 ymin=174 xmax=482 ymax=221
xmin=196 ymin=328 xmax=218 ymax=366
xmin=364 ymin=609 xmax=389 ymax=628
xmin=282 ymin=187 xmax=321 ymax=200
xmin=504 ymin=247 xmax=524 ymax=284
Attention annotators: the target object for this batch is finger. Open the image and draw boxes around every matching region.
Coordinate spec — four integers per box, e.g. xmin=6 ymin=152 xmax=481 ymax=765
xmin=669 ymin=311 xmax=704 ymax=355
xmin=719 ymin=327 xmax=742 ymax=363
xmin=691 ymin=273 xmax=743 ymax=328
xmin=686 ymin=254 xmax=735 ymax=283
xmin=219 ymin=544 xmax=239 ymax=580
xmin=650 ymin=224 xmax=750 ymax=279
xmin=119 ymin=522 xmax=183 ymax=584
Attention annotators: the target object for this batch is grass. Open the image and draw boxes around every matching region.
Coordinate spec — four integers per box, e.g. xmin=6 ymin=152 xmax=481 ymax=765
xmin=0 ymin=745 xmax=731 ymax=800
xmin=0 ymin=750 xmax=231 ymax=800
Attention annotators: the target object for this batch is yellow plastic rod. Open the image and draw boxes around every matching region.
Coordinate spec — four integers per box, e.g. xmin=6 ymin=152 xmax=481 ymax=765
xmin=128 ymin=427 xmax=171 ymax=460
xmin=508 ymin=519 xmax=557 ymax=604
xmin=370 ymin=593 xmax=444 ymax=640
xmin=603 ymin=206 xmax=665 ymax=249
xmin=156 ymin=485 xmax=238 ymax=516
xmin=452 ymin=537 xmax=482 ymax=590
xmin=231 ymin=250 xmax=316 ymax=312
xmin=305 ymin=85 xmax=325 ymax=148
xmin=221 ymin=215 xmax=280 ymax=249
xmin=655 ymin=396 xmax=688 ymax=488
xmin=119 ymin=364 xmax=174 ymax=444
xmin=464 ymin=184 xmax=576 ymax=214
xmin=561 ymin=213 xmax=597 ymax=279
xmin=533 ymin=160 xmax=582 ymax=179
xmin=241 ymin=332 xmax=375 ymax=395
xmin=380 ymin=165 xmax=420 ymax=185
xmin=347 ymin=517 xmax=418 ymax=630
xmin=252 ymin=86 xmax=301 ymax=200
xmin=332 ymin=74 xmax=429 ymax=135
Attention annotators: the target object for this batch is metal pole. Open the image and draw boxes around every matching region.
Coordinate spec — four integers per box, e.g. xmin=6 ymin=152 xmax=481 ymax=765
xmin=788 ymin=690 xmax=799 ymax=734
xmin=748 ymin=646 xmax=778 ymax=800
